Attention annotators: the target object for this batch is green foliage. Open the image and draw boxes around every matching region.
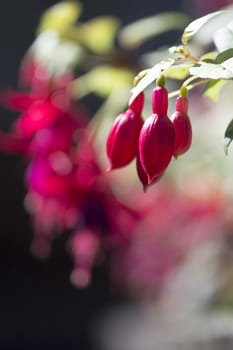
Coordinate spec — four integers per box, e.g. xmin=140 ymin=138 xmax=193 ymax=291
xmin=72 ymin=16 xmax=120 ymax=53
xmin=38 ymin=2 xmax=119 ymax=54
xmin=203 ymin=79 xmax=227 ymax=101
xmin=216 ymin=48 xmax=233 ymax=63
xmin=181 ymin=10 xmax=225 ymax=45
xmin=190 ymin=61 xmax=233 ymax=79
xmin=129 ymin=60 xmax=174 ymax=105
xmin=38 ymin=1 xmax=82 ymax=33
xmin=224 ymin=118 xmax=233 ymax=155
xmin=76 ymin=66 xmax=134 ymax=98
xmin=200 ymin=51 xmax=218 ymax=61
xmin=35 ymin=1 xmax=233 ymax=160
xmin=164 ymin=63 xmax=191 ymax=80
xmin=190 ymin=48 xmax=233 ymax=80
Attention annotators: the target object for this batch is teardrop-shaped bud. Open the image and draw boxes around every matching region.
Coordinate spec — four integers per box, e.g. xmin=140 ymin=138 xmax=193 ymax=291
xmin=106 ymin=109 xmax=144 ymax=171
xmin=129 ymin=91 xmax=145 ymax=115
xmin=136 ymin=152 xmax=163 ymax=191
xmin=175 ymin=95 xmax=188 ymax=113
xmin=138 ymin=113 xmax=175 ymax=184
xmin=171 ymin=111 xmax=192 ymax=158
xmin=152 ymin=86 xmax=168 ymax=116
xmin=171 ymin=96 xmax=192 ymax=158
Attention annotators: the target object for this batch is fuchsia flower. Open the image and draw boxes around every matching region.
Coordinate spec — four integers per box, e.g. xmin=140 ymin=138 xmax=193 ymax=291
xmin=171 ymin=95 xmax=192 ymax=158
xmin=137 ymin=86 xmax=175 ymax=185
xmin=0 ymin=61 xmax=143 ymax=287
xmin=106 ymin=82 xmax=194 ymax=190
xmin=0 ymin=54 xmax=195 ymax=290
xmin=129 ymin=90 xmax=144 ymax=115
xmin=136 ymin=152 xmax=163 ymax=191
xmin=106 ymin=92 xmax=144 ymax=171
xmin=106 ymin=110 xmax=144 ymax=170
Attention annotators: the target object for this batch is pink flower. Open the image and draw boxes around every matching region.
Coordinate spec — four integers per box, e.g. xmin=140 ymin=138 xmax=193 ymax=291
xmin=171 ymin=96 xmax=192 ymax=158
xmin=106 ymin=92 xmax=145 ymax=171
xmin=0 ymin=64 xmax=143 ymax=287
xmin=136 ymin=151 xmax=163 ymax=190
xmin=129 ymin=91 xmax=145 ymax=115
xmin=138 ymin=87 xmax=175 ymax=185
xmin=106 ymin=109 xmax=144 ymax=170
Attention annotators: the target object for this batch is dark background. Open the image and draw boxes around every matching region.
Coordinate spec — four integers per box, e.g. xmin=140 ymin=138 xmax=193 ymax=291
xmin=0 ymin=1 xmax=185 ymax=349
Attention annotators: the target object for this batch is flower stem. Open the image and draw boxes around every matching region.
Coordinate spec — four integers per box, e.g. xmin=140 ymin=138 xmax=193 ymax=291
xmin=183 ymin=75 xmax=200 ymax=87
xmin=168 ymin=78 xmax=210 ymax=99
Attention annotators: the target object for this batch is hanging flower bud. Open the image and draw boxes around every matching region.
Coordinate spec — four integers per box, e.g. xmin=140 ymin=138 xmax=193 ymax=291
xmin=152 ymin=86 xmax=168 ymax=116
xmin=138 ymin=86 xmax=175 ymax=184
xmin=171 ymin=95 xmax=192 ymax=158
xmin=129 ymin=91 xmax=145 ymax=115
xmin=106 ymin=109 xmax=144 ymax=171
xmin=136 ymin=152 xmax=163 ymax=191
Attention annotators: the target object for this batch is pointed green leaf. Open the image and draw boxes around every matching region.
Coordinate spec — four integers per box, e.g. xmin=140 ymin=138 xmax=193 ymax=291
xmin=190 ymin=61 xmax=233 ymax=79
xmin=78 ymin=66 xmax=134 ymax=98
xmin=216 ymin=48 xmax=233 ymax=64
xmin=224 ymin=138 xmax=233 ymax=155
xmin=224 ymin=118 xmax=233 ymax=154
xmin=164 ymin=63 xmax=192 ymax=80
xmin=200 ymin=51 xmax=217 ymax=61
xmin=129 ymin=60 xmax=174 ymax=105
xmin=182 ymin=11 xmax=225 ymax=45
xmin=119 ymin=12 xmax=189 ymax=48
xmin=38 ymin=1 xmax=82 ymax=33
xmin=77 ymin=17 xmax=120 ymax=53
xmin=221 ymin=57 xmax=233 ymax=73
xmin=203 ymin=79 xmax=226 ymax=101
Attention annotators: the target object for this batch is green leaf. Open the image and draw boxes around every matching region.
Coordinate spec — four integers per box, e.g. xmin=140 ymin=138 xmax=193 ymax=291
xmin=164 ymin=63 xmax=192 ymax=80
xmin=119 ymin=12 xmax=189 ymax=48
xmin=216 ymin=48 xmax=233 ymax=63
xmin=221 ymin=57 xmax=233 ymax=73
xmin=182 ymin=11 xmax=225 ymax=45
xmin=203 ymin=79 xmax=227 ymax=101
xmin=38 ymin=1 xmax=82 ymax=33
xmin=200 ymin=51 xmax=217 ymax=61
xmin=77 ymin=17 xmax=120 ymax=53
xmin=129 ymin=60 xmax=174 ymax=105
xmin=190 ymin=61 xmax=233 ymax=79
xmin=224 ymin=118 xmax=233 ymax=154
xmin=77 ymin=66 xmax=134 ymax=98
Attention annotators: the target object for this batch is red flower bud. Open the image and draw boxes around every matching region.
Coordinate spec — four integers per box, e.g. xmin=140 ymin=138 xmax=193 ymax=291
xmin=136 ymin=152 xmax=163 ymax=190
xmin=138 ymin=114 xmax=175 ymax=184
xmin=175 ymin=95 xmax=188 ymax=113
xmin=129 ymin=91 xmax=145 ymax=115
xmin=152 ymin=86 xmax=168 ymax=116
xmin=106 ymin=109 xmax=144 ymax=171
xmin=138 ymin=87 xmax=175 ymax=184
xmin=171 ymin=96 xmax=192 ymax=158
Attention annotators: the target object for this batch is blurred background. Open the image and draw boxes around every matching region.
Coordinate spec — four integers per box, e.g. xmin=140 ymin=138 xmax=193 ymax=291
xmin=0 ymin=1 xmax=233 ymax=350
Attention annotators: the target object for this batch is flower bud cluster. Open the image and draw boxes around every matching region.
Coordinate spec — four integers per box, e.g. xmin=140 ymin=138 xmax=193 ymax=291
xmin=106 ymin=84 xmax=192 ymax=190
